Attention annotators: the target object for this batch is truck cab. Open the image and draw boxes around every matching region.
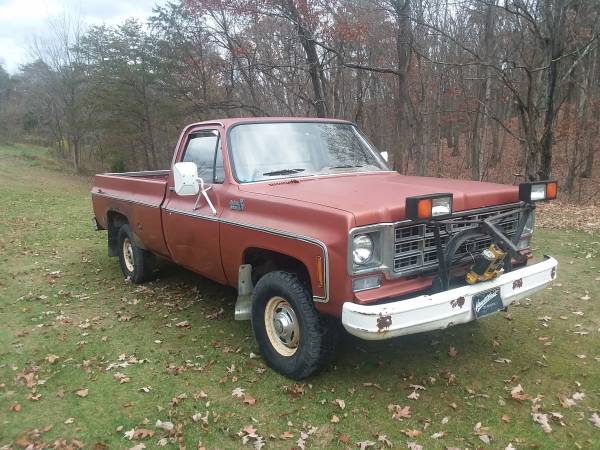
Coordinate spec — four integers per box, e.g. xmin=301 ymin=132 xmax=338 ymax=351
xmin=92 ymin=117 xmax=558 ymax=379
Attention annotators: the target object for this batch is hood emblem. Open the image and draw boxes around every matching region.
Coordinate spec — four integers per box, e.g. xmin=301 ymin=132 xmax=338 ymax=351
xmin=229 ymin=199 xmax=245 ymax=211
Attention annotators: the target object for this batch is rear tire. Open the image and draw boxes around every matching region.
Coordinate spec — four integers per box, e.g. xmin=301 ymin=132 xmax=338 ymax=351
xmin=251 ymin=271 xmax=337 ymax=379
xmin=117 ymin=224 xmax=155 ymax=283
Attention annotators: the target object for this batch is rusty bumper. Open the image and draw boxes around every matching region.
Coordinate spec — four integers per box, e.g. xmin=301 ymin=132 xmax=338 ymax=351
xmin=341 ymin=256 xmax=558 ymax=340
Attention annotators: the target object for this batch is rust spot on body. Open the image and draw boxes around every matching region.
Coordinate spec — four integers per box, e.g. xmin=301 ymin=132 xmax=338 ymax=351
xmin=450 ymin=296 xmax=465 ymax=309
xmin=376 ymin=314 xmax=392 ymax=332
xmin=512 ymin=278 xmax=523 ymax=290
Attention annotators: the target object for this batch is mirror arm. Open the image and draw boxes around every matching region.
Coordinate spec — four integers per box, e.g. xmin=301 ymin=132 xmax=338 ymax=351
xmin=193 ymin=178 xmax=217 ymax=215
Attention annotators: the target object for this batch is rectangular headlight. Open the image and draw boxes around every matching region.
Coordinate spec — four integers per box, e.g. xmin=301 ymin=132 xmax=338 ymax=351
xmin=406 ymin=193 xmax=453 ymax=221
xmin=519 ymin=181 xmax=557 ymax=202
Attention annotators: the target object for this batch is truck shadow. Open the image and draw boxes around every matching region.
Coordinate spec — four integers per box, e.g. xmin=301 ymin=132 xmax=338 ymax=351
xmin=155 ymin=259 xmax=497 ymax=380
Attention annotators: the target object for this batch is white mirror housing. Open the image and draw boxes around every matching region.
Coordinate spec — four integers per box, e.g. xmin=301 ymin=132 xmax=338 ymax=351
xmin=173 ymin=162 xmax=199 ymax=196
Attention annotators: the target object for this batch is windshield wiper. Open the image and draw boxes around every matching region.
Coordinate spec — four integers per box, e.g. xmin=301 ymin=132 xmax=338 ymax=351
xmin=262 ymin=168 xmax=306 ymax=176
xmin=326 ymin=164 xmax=365 ymax=170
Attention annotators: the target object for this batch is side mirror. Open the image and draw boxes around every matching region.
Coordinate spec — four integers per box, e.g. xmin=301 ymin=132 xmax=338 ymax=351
xmin=173 ymin=162 xmax=199 ymax=196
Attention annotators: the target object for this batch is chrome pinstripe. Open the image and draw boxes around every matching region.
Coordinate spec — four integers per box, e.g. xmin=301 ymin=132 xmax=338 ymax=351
xmin=91 ymin=192 xmax=160 ymax=209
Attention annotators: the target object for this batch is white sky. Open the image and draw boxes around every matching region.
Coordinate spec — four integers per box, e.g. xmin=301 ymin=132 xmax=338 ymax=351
xmin=0 ymin=0 xmax=165 ymax=74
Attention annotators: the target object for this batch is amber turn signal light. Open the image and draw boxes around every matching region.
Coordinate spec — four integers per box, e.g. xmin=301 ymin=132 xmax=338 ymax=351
xmin=406 ymin=193 xmax=453 ymax=221
xmin=518 ymin=181 xmax=558 ymax=202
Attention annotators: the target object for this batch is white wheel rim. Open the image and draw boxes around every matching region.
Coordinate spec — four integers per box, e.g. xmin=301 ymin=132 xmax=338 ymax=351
xmin=264 ymin=296 xmax=299 ymax=357
xmin=122 ymin=237 xmax=135 ymax=272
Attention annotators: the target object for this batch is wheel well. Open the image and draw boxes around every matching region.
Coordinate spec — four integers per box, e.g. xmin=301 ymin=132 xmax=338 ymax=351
xmin=243 ymin=248 xmax=312 ymax=293
xmin=107 ymin=211 xmax=128 ymax=257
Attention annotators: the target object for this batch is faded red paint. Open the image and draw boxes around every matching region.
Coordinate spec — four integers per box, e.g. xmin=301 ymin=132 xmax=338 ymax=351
xmin=91 ymin=117 xmax=524 ymax=318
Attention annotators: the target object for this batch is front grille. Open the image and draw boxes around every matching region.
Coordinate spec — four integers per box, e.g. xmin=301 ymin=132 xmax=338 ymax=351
xmin=393 ymin=207 xmax=520 ymax=275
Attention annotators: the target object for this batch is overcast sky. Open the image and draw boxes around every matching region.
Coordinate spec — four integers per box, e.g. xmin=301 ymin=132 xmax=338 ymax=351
xmin=0 ymin=0 xmax=165 ymax=74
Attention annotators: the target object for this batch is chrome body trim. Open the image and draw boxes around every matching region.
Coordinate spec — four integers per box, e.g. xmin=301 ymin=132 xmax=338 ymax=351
xmin=102 ymin=169 xmax=170 ymax=177
xmin=163 ymin=207 xmax=330 ymax=303
xmin=91 ymin=191 xmax=160 ymax=209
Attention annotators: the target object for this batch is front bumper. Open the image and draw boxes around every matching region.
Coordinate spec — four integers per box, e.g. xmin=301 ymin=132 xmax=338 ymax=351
xmin=342 ymin=256 xmax=558 ymax=340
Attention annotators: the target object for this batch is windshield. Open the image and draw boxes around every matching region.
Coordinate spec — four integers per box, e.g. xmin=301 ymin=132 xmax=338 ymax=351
xmin=228 ymin=122 xmax=389 ymax=183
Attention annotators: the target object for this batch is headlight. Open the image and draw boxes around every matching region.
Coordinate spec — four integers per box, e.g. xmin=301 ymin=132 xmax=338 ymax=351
xmin=352 ymin=234 xmax=374 ymax=265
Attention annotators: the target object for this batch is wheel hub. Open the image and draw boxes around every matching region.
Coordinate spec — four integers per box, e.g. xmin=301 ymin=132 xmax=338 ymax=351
xmin=264 ymin=296 xmax=299 ymax=356
xmin=273 ymin=308 xmax=295 ymax=344
xmin=123 ymin=238 xmax=135 ymax=272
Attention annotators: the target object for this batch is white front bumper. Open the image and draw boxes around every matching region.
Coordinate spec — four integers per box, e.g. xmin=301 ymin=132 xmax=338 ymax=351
xmin=342 ymin=256 xmax=558 ymax=340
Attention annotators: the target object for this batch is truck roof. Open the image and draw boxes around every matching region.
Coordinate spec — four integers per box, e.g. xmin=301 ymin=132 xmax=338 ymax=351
xmin=187 ymin=117 xmax=354 ymax=128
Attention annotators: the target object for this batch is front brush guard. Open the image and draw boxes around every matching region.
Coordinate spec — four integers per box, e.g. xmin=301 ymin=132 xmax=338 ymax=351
xmin=430 ymin=202 xmax=535 ymax=293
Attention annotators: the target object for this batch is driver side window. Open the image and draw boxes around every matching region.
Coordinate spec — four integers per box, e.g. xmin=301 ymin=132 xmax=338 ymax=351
xmin=182 ymin=130 xmax=224 ymax=183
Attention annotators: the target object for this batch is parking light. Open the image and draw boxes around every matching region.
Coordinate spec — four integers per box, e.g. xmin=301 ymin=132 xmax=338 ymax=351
xmin=406 ymin=193 xmax=453 ymax=221
xmin=519 ymin=181 xmax=557 ymax=202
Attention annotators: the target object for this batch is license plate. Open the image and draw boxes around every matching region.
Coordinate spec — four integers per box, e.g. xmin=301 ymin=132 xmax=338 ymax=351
xmin=472 ymin=287 xmax=503 ymax=318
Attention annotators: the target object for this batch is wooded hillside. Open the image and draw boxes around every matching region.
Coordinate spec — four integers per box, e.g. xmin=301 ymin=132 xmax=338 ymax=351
xmin=0 ymin=0 xmax=598 ymax=201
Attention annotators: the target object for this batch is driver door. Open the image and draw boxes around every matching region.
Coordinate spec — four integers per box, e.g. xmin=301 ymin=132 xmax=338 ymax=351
xmin=162 ymin=128 xmax=227 ymax=284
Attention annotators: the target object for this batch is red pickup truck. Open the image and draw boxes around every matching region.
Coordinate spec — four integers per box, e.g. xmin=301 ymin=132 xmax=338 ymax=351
xmin=92 ymin=117 xmax=558 ymax=379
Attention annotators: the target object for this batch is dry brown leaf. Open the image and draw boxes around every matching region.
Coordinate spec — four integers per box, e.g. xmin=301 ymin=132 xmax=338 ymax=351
xmin=401 ymin=429 xmax=422 ymax=438
xmin=243 ymin=393 xmax=256 ymax=405
xmin=75 ymin=388 xmax=89 ymax=398
xmin=10 ymin=402 xmax=21 ymax=412
xmin=46 ymin=354 xmax=59 ymax=364
xmin=388 ymin=404 xmax=411 ymax=420
xmin=335 ymin=398 xmax=346 ymax=410
xmin=330 ymin=414 xmax=340 ymax=423
xmin=510 ymin=384 xmax=531 ymax=402
xmin=448 ymin=346 xmax=458 ymax=357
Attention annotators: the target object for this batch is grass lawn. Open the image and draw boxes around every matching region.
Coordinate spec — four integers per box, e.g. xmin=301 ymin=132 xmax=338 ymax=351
xmin=0 ymin=144 xmax=599 ymax=449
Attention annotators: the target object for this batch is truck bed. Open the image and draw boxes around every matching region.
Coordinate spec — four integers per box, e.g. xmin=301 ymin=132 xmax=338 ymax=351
xmin=91 ymin=170 xmax=170 ymax=257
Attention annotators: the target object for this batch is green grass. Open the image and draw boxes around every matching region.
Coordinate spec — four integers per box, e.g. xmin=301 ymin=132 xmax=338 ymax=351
xmin=0 ymin=144 xmax=599 ymax=449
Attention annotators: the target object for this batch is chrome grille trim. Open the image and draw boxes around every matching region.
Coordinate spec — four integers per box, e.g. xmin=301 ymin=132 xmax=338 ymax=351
xmin=392 ymin=207 xmax=521 ymax=275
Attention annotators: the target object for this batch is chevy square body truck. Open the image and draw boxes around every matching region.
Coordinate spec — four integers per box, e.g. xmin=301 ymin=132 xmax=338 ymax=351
xmin=91 ymin=117 xmax=558 ymax=379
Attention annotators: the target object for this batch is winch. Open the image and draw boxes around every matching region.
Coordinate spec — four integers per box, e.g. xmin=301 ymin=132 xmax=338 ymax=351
xmin=465 ymin=243 xmax=507 ymax=285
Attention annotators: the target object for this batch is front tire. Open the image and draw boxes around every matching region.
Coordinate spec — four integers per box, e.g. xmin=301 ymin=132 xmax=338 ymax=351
xmin=117 ymin=224 xmax=154 ymax=283
xmin=251 ymin=271 xmax=336 ymax=379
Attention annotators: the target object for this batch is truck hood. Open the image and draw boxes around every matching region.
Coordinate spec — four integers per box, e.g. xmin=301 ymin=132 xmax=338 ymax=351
xmin=239 ymin=172 xmax=520 ymax=226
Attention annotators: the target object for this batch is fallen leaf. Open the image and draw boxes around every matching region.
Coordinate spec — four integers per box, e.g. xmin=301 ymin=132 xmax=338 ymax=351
xmin=407 ymin=443 xmax=423 ymax=450
xmin=501 ymin=414 xmax=511 ymax=423
xmin=155 ymin=420 xmax=174 ymax=432
xmin=532 ymin=412 xmax=552 ymax=433
xmin=75 ymin=389 xmax=88 ymax=398
xmin=430 ymin=431 xmax=446 ymax=439
xmin=589 ymin=413 xmax=600 ymax=428
xmin=280 ymin=431 xmax=294 ymax=440
xmin=357 ymin=441 xmax=375 ymax=450
xmin=10 ymin=402 xmax=21 ymax=412
xmin=401 ymin=429 xmax=421 ymax=438
xmin=335 ymin=398 xmax=346 ymax=410
xmin=330 ymin=414 xmax=340 ymax=423
xmin=448 ymin=346 xmax=458 ymax=357
xmin=231 ymin=387 xmax=245 ymax=398
xmin=558 ymin=395 xmax=576 ymax=408
xmin=572 ymin=392 xmax=585 ymax=401
xmin=46 ymin=354 xmax=59 ymax=364
xmin=407 ymin=390 xmax=420 ymax=400
xmin=175 ymin=320 xmax=190 ymax=328
xmin=388 ymin=404 xmax=411 ymax=420
xmin=510 ymin=384 xmax=531 ymax=402
xmin=114 ymin=372 xmax=130 ymax=384
xmin=243 ymin=393 xmax=256 ymax=405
